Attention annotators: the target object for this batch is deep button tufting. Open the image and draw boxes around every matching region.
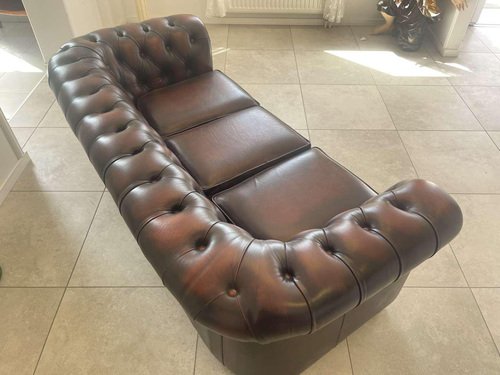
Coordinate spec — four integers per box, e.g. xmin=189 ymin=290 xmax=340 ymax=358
xmin=282 ymin=271 xmax=294 ymax=282
xmin=227 ymin=288 xmax=238 ymax=298
xmin=149 ymin=174 xmax=162 ymax=183
xmin=170 ymin=203 xmax=183 ymax=213
xmin=190 ymin=37 xmax=195 ymax=43
xmin=131 ymin=146 xmax=144 ymax=155
xmin=141 ymin=24 xmax=150 ymax=32
xmin=117 ymin=30 xmax=125 ymax=37
xmin=195 ymin=239 xmax=208 ymax=252
xmin=168 ymin=20 xmax=175 ymax=27
xmin=115 ymin=125 xmax=128 ymax=133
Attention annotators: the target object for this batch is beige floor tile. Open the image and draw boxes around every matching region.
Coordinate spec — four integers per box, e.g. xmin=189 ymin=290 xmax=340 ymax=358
xmin=212 ymin=50 xmax=226 ymax=72
xmin=38 ymin=101 xmax=67 ymax=128
xmin=241 ymin=84 xmax=307 ymax=129
xmin=194 ymin=337 xmax=232 ymax=375
xmin=69 ymin=193 xmax=161 ymax=286
xmin=369 ymin=52 xmax=451 ymax=86
xmin=0 ymin=288 xmax=63 ymax=375
xmin=302 ymin=340 xmax=352 ymax=375
xmin=451 ymin=195 xmax=500 ymax=287
xmin=461 ymin=28 xmax=490 ymax=53
xmin=0 ymin=71 xmax=43 ymax=93
xmin=433 ymin=53 xmax=500 ymax=86
xmin=490 ymin=131 xmax=500 ymax=148
xmin=9 ymin=80 xmax=56 ymax=128
xmin=0 ymin=192 xmax=100 ymax=286
xmin=472 ymin=288 xmax=500 ymax=352
xmin=456 ymin=86 xmax=500 ymax=130
xmin=302 ymin=85 xmax=394 ymax=130
xmin=296 ymin=129 xmax=310 ymax=140
xmin=0 ymin=91 xmax=28 ymax=119
xmin=310 ymin=130 xmax=416 ymax=192
xmin=405 ymin=245 xmax=467 ymax=287
xmin=35 ymin=288 xmax=197 ymax=375
xmin=11 ymin=126 xmax=35 ymax=148
xmin=474 ymin=27 xmax=500 ymax=53
xmin=225 ymin=50 xmax=298 ymax=84
xmin=291 ymin=26 xmax=357 ymax=50
xmin=295 ymin=50 xmax=374 ymax=84
xmin=348 ymin=288 xmax=500 ymax=375
xmin=206 ymin=24 xmax=228 ymax=50
xmin=228 ymin=25 xmax=292 ymax=50
xmin=400 ymin=131 xmax=500 ymax=193
xmin=14 ymin=128 xmax=104 ymax=191
xmin=379 ymin=86 xmax=481 ymax=130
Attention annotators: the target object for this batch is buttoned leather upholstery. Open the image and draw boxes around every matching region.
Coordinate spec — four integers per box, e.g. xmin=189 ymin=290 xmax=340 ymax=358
xmin=48 ymin=14 xmax=463 ymax=370
xmin=213 ymin=148 xmax=376 ymax=241
xmin=167 ymin=106 xmax=310 ymax=195
xmin=138 ymin=70 xmax=258 ymax=137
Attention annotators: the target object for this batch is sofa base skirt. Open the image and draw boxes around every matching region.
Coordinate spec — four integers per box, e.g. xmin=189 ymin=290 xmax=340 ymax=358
xmin=194 ymin=274 xmax=408 ymax=375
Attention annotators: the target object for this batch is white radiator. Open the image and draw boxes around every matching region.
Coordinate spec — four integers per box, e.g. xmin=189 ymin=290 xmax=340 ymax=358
xmin=227 ymin=0 xmax=324 ymax=14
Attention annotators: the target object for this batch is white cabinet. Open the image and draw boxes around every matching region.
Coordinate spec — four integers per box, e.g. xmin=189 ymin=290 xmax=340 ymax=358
xmin=0 ymin=111 xmax=29 ymax=205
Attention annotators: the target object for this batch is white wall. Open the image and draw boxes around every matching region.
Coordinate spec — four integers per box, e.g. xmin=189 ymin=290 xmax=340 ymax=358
xmin=23 ymin=0 xmax=74 ymax=62
xmin=141 ymin=0 xmax=382 ymax=25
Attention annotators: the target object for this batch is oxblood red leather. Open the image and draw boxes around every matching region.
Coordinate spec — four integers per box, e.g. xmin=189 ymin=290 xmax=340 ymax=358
xmin=48 ymin=14 xmax=463 ymax=375
xmin=213 ymin=147 xmax=375 ymax=240
xmin=167 ymin=106 xmax=310 ymax=195
xmin=138 ymin=70 xmax=258 ymax=137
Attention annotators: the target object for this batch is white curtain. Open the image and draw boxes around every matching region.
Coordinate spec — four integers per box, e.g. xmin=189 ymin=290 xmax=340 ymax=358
xmin=323 ymin=0 xmax=345 ymax=25
xmin=206 ymin=0 xmax=229 ymax=17
xmin=206 ymin=0 xmax=345 ymax=24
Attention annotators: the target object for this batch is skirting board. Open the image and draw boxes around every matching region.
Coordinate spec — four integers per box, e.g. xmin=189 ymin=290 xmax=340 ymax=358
xmin=0 ymin=152 xmax=30 ymax=206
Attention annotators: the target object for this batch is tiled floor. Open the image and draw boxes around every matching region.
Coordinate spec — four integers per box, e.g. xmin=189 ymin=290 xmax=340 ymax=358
xmin=1 ymin=23 xmax=500 ymax=375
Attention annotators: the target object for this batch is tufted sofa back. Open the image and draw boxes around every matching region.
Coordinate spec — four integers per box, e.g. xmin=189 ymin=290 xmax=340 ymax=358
xmin=48 ymin=15 xmax=462 ymax=345
xmin=53 ymin=15 xmax=212 ymax=100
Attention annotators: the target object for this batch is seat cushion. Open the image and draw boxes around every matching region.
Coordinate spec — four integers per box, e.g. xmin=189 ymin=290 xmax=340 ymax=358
xmin=212 ymin=148 xmax=376 ymax=241
xmin=137 ymin=70 xmax=257 ymax=138
xmin=166 ymin=106 xmax=310 ymax=195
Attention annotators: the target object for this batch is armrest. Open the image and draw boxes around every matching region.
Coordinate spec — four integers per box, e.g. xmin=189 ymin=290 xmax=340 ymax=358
xmin=134 ymin=179 xmax=462 ymax=344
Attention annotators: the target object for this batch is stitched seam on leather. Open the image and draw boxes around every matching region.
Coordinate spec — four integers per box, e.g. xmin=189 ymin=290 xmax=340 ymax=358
xmin=236 ymin=296 xmax=256 ymax=340
xmin=205 ymin=140 xmax=310 ymax=197
xmin=116 ymin=164 xmax=177 ymax=212
xmin=49 ymin=44 xmax=106 ymax=69
xmin=234 ymin=239 xmax=254 ymax=283
xmin=331 ymin=252 xmax=364 ymax=307
xmin=159 ymin=102 xmax=258 ymax=139
xmin=101 ymin=139 xmax=156 ymax=179
xmin=368 ymin=228 xmax=403 ymax=280
xmin=191 ymin=291 xmax=226 ymax=322
xmin=285 ymin=242 xmax=315 ymax=335
xmin=201 ymin=143 xmax=311 ymax=193
xmin=391 ymin=191 xmax=440 ymax=255
xmin=87 ymin=118 xmax=140 ymax=154
xmin=71 ymin=99 xmax=129 ymax=132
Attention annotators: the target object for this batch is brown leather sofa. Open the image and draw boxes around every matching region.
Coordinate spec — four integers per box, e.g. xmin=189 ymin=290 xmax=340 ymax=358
xmin=48 ymin=15 xmax=463 ymax=374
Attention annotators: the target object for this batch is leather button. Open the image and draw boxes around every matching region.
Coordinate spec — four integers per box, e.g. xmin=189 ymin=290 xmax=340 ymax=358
xmin=283 ymin=273 xmax=293 ymax=281
xmin=227 ymin=289 xmax=238 ymax=297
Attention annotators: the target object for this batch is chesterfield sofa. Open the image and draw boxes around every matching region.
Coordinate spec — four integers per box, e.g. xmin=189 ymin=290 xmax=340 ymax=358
xmin=48 ymin=15 xmax=463 ymax=374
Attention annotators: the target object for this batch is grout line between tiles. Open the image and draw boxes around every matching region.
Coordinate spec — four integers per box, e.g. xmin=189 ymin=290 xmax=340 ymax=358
xmin=346 ymin=336 xmax=355 ymax=375
xmin=373 ymin=85 xmax=421 ymax=179
xmin=31 ymin=189 xmax=106 ymax=375
xmin=450 ymin=84 xmax=500 ymax=151
xmin=192 ymin=335 xmax=199 ymax=375
xmin=448 ymin=242 xmax=500 ymax=357
xmin=291 ymin=25 xmax=311 ymax=141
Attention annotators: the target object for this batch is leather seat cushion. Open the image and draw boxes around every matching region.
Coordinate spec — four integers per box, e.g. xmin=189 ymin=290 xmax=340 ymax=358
xmin=166 ymin=106 xmax=310 ymax=195
xmin=212 ymin=148 xmax=377 ymax=241
xmin=137 ymin=70 xmax=257 ymax=138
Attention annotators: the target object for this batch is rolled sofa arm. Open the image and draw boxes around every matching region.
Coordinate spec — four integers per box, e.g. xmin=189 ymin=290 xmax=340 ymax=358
xmin=133 ymin=179 xmax=462 ymax=344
